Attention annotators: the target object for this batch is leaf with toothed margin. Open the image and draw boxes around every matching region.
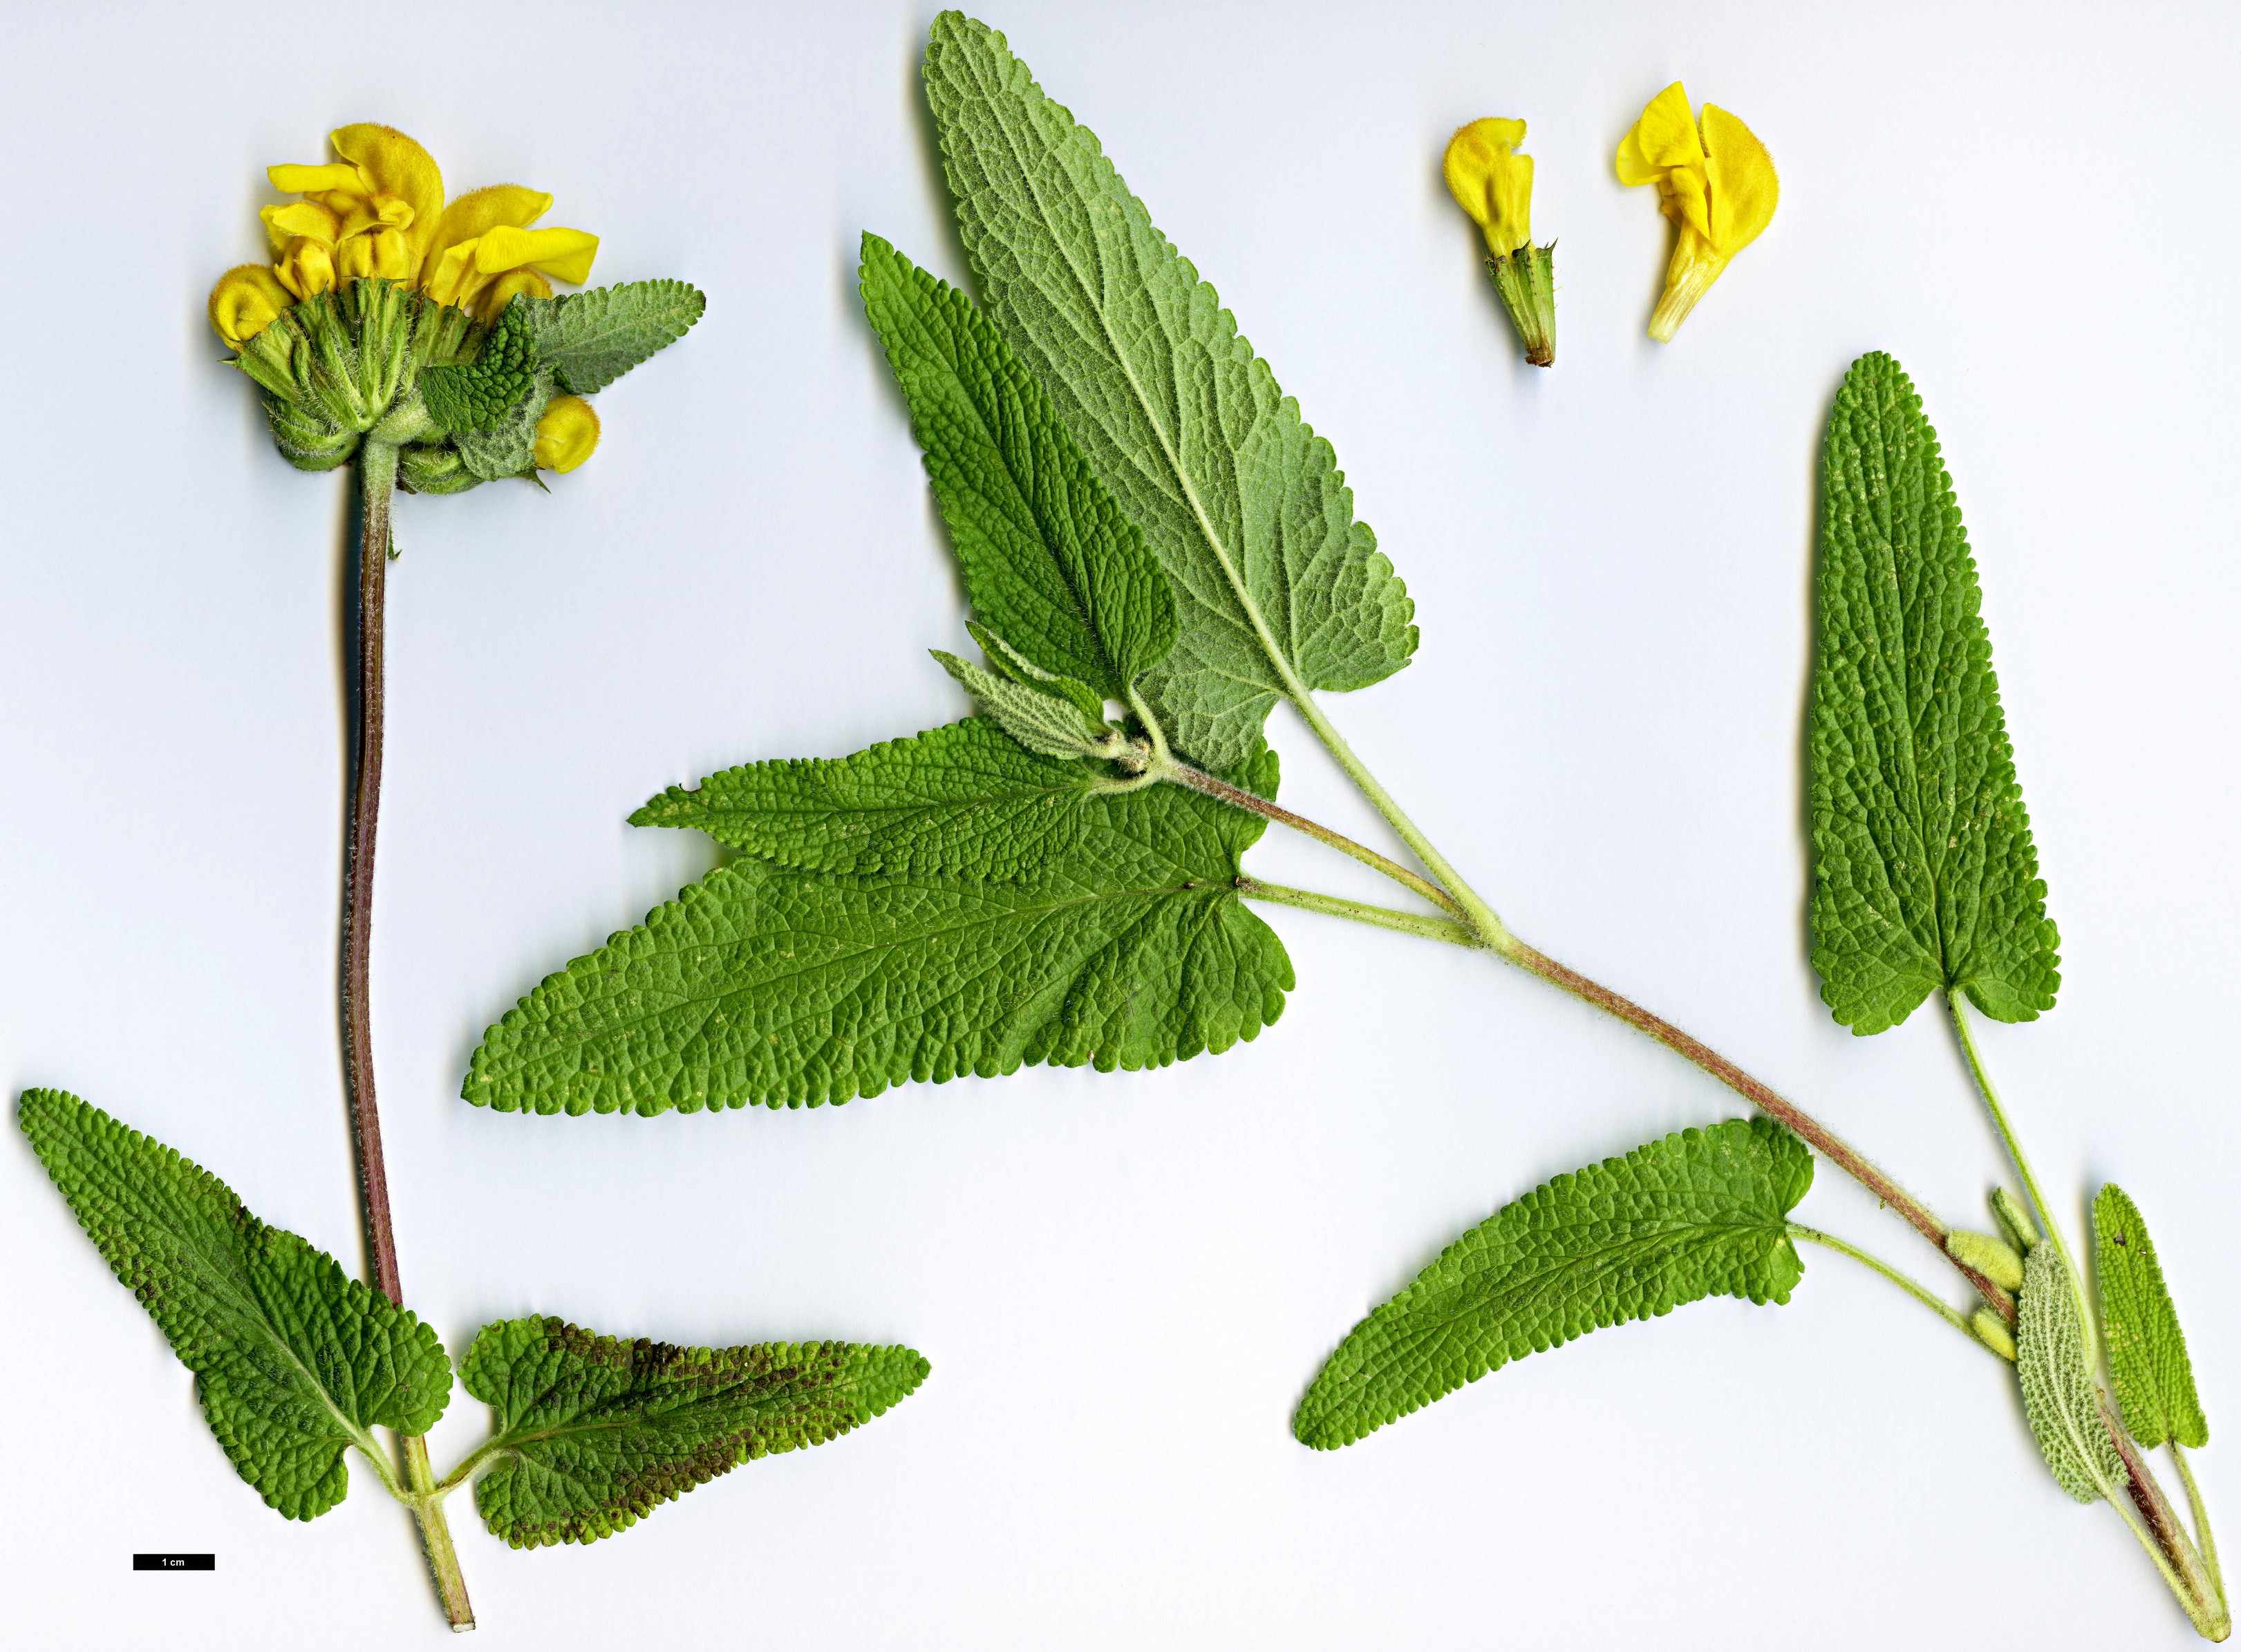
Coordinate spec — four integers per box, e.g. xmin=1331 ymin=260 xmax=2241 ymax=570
xmin=465 ymin=734 xmax=1291 ymax=1114
xmin=2095 ymin=1184 xmax=2208 ymax=1451
xmin=1296 ymin=1118 xmax=1810 ymax=1449
xmin=462 ymin=1316 xmax=928 ymax=1548
xmin=522 ymin=279 xmax=707 ymax=396
xmin=921 ymin=12 xmax=1416 ymax=773
xmin=1809 ymin=351 xmax=2060 ymax=1035
xmin=17 ymin=1089 xmax=452 ymax=1521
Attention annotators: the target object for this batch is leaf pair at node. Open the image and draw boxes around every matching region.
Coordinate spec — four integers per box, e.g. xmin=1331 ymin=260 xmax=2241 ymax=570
xmin=20 ymin=1090 xmax=924 ymax=1544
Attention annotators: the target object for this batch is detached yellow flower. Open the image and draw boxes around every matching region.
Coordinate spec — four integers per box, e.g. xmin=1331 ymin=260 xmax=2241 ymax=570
xmin=1441 ymin=116 xmax=1557 ymax=367
xmin=1617 ymin=83 xmax=1777 ymax=341
xmin=533 ymin=395 xmax=601 ymax=473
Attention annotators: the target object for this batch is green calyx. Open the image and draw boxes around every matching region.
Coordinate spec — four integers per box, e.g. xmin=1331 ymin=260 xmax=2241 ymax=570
xmin=228 ymin=276 xmax=706 ymax=490
xmin=1485 ymin=242 xmax=1556 ymax=368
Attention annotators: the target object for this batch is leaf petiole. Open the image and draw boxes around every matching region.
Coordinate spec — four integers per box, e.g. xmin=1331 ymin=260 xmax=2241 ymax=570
xmin=1237 ymin=877 xmax=1481 ymax=948
xmin=1787 ymin=1223 xmax=1989 ymax=1353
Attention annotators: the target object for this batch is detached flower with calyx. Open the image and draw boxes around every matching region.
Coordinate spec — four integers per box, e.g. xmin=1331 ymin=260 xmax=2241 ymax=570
xmin=1443 ymin=118 xmax=1555 ymax=366
xmin=194 ymin=122 xmax=704 ymax=1631
xmin=1616 ymin=82 xmax=1778 ymax=341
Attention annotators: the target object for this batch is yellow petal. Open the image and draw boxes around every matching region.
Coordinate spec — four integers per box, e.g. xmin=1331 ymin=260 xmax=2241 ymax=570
xmin=1443 ymin=118 xmax=1533 ymax=254
xmin=423 ymin=185 xmax=553 ymax=288
xmin=1647 ymin=225 xmax=1730 ymax=342
xmin=330 ymin=124 xmax=444 ymax=272
xmin=533 ymin=395 xmax=601 ymax=473
xmin=274 ymin=236 xmax=336 ymax=302
xmin=1700 ymin=103 xmax=1778 ymax=254
xmin=1615 ymin=82 xmax=1704 ymax=185
xmin=208 ymin=263 xmax=292 ymax=348
xmin=420 ymin=239 xmax=484 ymax=309
xmin=474 ymin=267 xmax=553 ymax=321
xmin=268 ymin=162 xmax=362 ymax=196
xmin=1484 ymin=149 xmax=1532 ymax=256
xmin=474 ymin=224 xmax=599 ymax=285
xmin=261 ymin=200 xmax=341 ymax=245
xmin=337 ymin=227 xmax=414 ymax=282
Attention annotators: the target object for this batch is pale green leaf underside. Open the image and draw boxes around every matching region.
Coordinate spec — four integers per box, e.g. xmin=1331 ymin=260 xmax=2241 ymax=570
xmin=1296 ymin=1118 xmax=1810 ymax=1449
xmin=463 ymin=1317 xmax=927 ymax=1548
xmin=2094 ymin=1184 xmax=2207 ymax=1450
xmin=2018 ymin=1239 xmax=2124 ymax=1502
xmin=1810 ymin=350 xmax=2059 ymax=1034
xmin=923 ymin=12 xmax=1416 ymax=773
xmin=632 ymin=717 xmax=1105 ymax=881
xmin=19 ymin=1089 xmax=452 ymax=1520
xmin=862 ymin=234 xmax=1175 ymax=699
xmin=932 ymin=648 xmax=1116 ymax=760
xmin=525 ymin=279 xmax=707 ymax=396
xmin=467 ymin=732 xmax=1290 ymax=1114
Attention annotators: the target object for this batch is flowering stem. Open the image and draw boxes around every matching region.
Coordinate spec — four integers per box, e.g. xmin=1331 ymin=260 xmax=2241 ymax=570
xmin=345 ymin=442 xmax=475 ymax=1633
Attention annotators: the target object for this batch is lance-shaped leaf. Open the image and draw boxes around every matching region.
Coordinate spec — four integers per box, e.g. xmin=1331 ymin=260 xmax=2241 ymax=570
xmin=1810 ymin=351 xmax=2061 ymax=1034
xmin=923 ymin=13 xmax=1416 ymax=773
xmin=2018 ymin=1238 xmax=2126 ymax=1503
xmin=462 ymin=1317 xmax=928 ymax=1548
xmin=932 ymin=646 xmax=1123 ymax=762
xmin=18 ymin=1089 xmax=452 ymax=1519
xmin=862 ymin=234 xmax=1176 ymax=702
xmin=419 ymin=297 xmax=538 ymax=434
xmin=2094 ymin=1184 xmax=2207 ymax=1450
xmin=465 ymin=738 xmax=1291 ymax=1114
xmin=635 ymin=716 xmax=1107 ymax=881
xmin=525 ymin=279 xmax=707 ymax=395
xmin=1297 ymin=1118 xmax=1810 ymax=1449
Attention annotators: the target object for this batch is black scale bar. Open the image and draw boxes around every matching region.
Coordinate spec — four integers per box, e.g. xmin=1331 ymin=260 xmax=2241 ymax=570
xmin=133 ymin=1553 xmax=215 ymax=1571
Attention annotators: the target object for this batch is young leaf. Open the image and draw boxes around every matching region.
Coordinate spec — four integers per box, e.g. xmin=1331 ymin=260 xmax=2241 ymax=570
xmin=524 ymin=279 xmax=707 ymax=395
xmin=1295 ymin=1118 xmax=1810 ymax=1449
xmin=861 ymin=234 xmax=1176 ymax=700
xmin=971 ymin=620 xmax=1109 ymax=724
xmin=419 ymin=299 xmax=538 ymax=435
xmin=632 ymin=717 xmax=1104 ymax=881
xmin=923 ymin=12 xmax=1416 ymax=773
xmin=1810 ymin=351 xmax=2060 ymax=1034
xmin=19 ymin=1089 xmax=453 ymax=1520
xmin=2017 ymin=1238 xmax=2126 ymax=1503
xmin=451 ymin=368 xmax=556 ymax=482
xmin=466 ymin=740 xmax=1291 ymax=1114
xmin=930 ymin=647 xmax=1122 ymax=761
xmin=2094 ymin=1184 xmax=2208 ymax=1449
xmin=462 ymin=1317 xmax=928 ymax=1548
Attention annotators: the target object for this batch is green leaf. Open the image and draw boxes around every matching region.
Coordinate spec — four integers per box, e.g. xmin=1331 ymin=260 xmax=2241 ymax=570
xmin=971 ymin=620 xmax=1110 ymax=724
xmin=632 ymin=716 xmax=1107 ymax=881
xmin=861 ymin=234 xmax=1176 ymax=702
xmin=2017 ymin=1238 xmax=2126 ymax=1503
xmin=931 ymin=646 xmax=1121 ymax=762
xmin=419 ymin=299 xmax=538 ymax=435
xmin=462 ymin=1317 xmax=927 ymax=1548
xmin=923 ymin=13 xmax=1416 ymax=773
xmin=525 ymin=279 xmax=706 ymax=396
xmin=2094 ymin=1184 xmax=2207 ymax=1449
xmin=465 ymin=738 xmax=1291 ymax=1114
xmin=1295 ymin=1118 xmax=1810 ymax=1449
xmin=1810 ymin=351 xmax=2061 ymax=1033
xmin=18 ymin=1089 xmax=452 ymax=1520
xmin=451 ymin=368 xmax=554 ymax=482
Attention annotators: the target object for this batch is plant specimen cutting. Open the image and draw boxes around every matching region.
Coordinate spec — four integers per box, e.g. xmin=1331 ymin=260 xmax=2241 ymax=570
xmin=467 ymin=18 xmax=2225 ymax=1637
xmin=22 ymin=124 xmax=926 ymax=1630
xmin=1443 ymin=117 xmax=1556 ymax=365
xmin=1616 ymin=80 xmax=1779 ymax=340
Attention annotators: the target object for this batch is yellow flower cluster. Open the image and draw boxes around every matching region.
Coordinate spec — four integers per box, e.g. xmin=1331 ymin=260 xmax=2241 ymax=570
xmin=208 ymin=124 xmax=599 ymax=348
xmin=1616 ymin=83 xmax=1779 ymax=340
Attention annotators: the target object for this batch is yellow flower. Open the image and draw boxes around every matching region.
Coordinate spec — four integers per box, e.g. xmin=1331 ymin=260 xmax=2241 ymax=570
xmin=209 ymin=263 xmax=296 ymax=347
xmin=533 ymin=395 xmax=601 ymax=473
xmin=1616 ymin=82 xmax=1778 ymax=341
xmin=1443 ymin=118 xmax=1533 ymax=259
xmin=421 ymin=186 xmax=600 ymax=321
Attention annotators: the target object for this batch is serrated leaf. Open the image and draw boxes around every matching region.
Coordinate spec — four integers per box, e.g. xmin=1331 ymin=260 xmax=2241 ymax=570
xmin=525 ymin=279 xmax=706 ymax=395
xmin=1296 ymin=1118 xmax=1810 ymax=1449
xmin=861 ymin=234 xmax=1176 ymax=701
xmin=466 ymin=740 xmax=1291 ymax=1114
xmin=633 ymin=717 xmax=1106 ymax=880
xmin=2094 ymin=1184 xmax=2207 ymax=1450
xmin=462 ymin=1317 xmax=926 ymax=1548
xmin=2018 ymin=1237 xmax=2126 ymax=1502
xmin=932 ymin=647 xmax=1120 ymax=760
xmin=923 ymin=13 xmax=1416 ymax=773
xmin=452 ymin=368 xmax=554 ymax=482
xmin=970 ymin=621 xmax=1109 ymax=724
xmin=1810 ymin=351 xmax=2061 ymax=1034
xmin=420 ymin=299 xmax=538 ymax=435
xmin=18 ymin=1089 xmax=452 ymax=1520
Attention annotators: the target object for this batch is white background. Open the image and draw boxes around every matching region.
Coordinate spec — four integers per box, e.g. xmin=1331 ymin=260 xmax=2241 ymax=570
xmin=4 ymin=1 xmax=2238 ymax=1646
